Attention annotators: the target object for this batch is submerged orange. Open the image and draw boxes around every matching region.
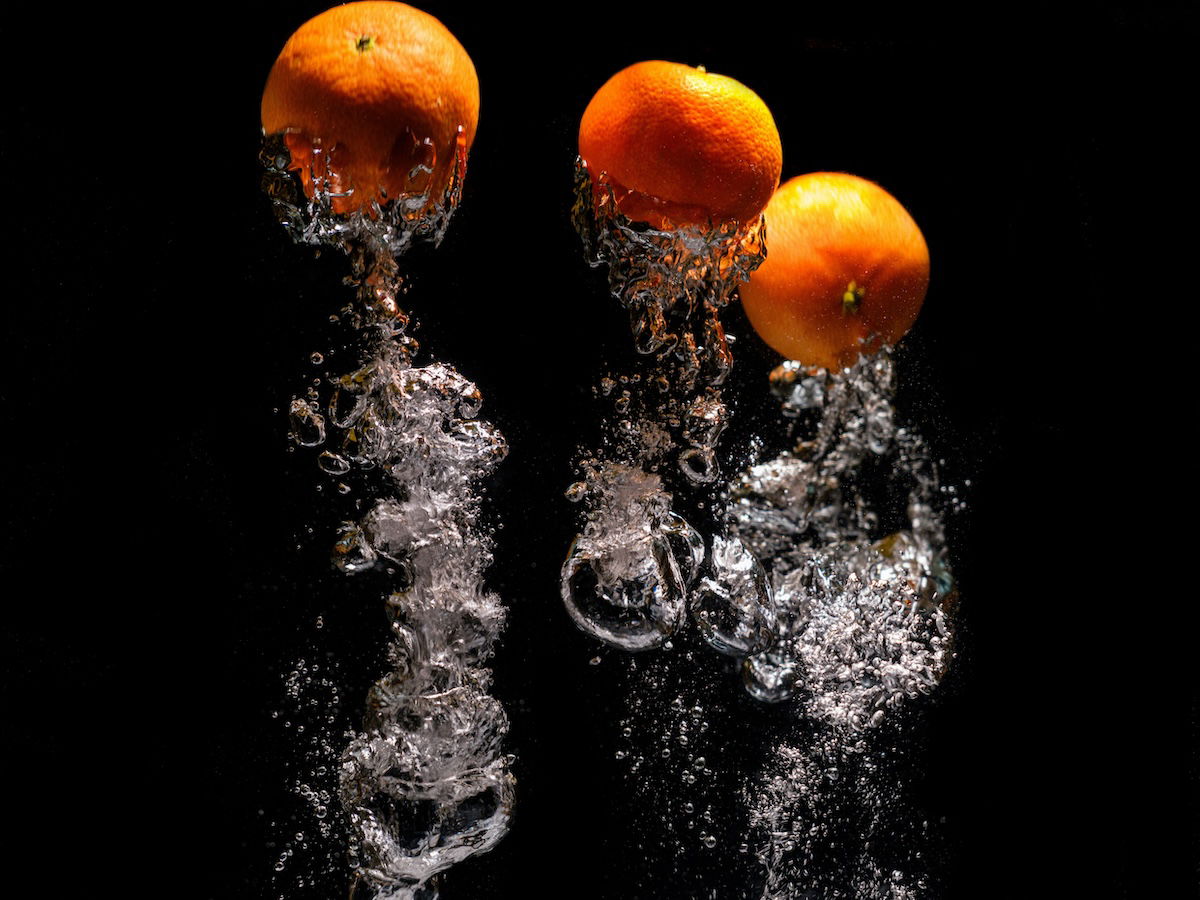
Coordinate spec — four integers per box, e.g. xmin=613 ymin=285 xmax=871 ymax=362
xmin=261 ymin=1 xmax=479 ymax=213
xmin=740 ymin=173 xmax=930 ymax=370
xmin=578 ymin=61 xmax=782 ymax=229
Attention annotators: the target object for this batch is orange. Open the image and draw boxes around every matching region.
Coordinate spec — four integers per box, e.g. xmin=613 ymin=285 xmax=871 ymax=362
xmin=740 ymin=173 xmax=930 ymax=370
xmin=578 ymin=61 xmax=782 ymax=229
xmin=261 ymin=1 xmax=479 ymax=214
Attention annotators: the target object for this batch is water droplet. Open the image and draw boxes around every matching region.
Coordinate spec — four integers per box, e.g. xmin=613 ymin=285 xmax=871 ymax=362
xmin=318 ymin=450 xmax=351 ymax=475
xmin=678 ymin=447 xmax=718 ymax=484
xmin=742 ymin=649 xmax=798 ymax=703
xmin=561 ymin=530 xmax=686 ymax=652
xmin=659 ymin=512 xmax=704 ymax=587
xmin=288 ymin=398 xmax=326 ymax=447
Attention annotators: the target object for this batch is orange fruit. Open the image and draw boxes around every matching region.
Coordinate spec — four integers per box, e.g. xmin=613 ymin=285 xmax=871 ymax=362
xmin=578 ymin=61 xmax=782 ymax=229
xmin=740 ymin=173 xmax=930 ymax=370
xmin=261 ymin=1 xmax=479 ymax=214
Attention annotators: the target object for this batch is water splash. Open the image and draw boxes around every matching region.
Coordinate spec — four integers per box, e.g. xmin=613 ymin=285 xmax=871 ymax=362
xmin=562 ymin=464 xmax=687 ymax=650
xmin=726 ymin=351 xmax=956 ymax=896
xmin=562 ymin=159 xmax=768 ymax=651
xmin=564 ymin=321 xmax=957 ymax=894
xmin=260 ymin=130 xmax=466 ymax=261
xmin=263 ymin=132 xmax=512 ymax=900
xmin=731 ymin=352 xmax=953 ymax=725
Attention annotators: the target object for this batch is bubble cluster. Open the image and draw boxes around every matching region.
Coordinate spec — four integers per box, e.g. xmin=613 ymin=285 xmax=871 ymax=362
xmin=325 ymin=351 xmax=513 ymax=898
xmin=562 ymin=464 xmax=688 ymax=651
xmin=749 ymin=736 xmax=935 ymax=899
xmin=562 ymin=277 xmax=958 ymax=894
xmin=260 ymin=129 xmax=467 ymax=264
xmin=265 ymin=134 xmax=512 ymax=899
xmin=270 ymin=652 xmax=352 ymax=899
xmin=730 ymin=352 xmax=954 ymax=724
xmin=726 ymin=351 xmax=957 ymax=896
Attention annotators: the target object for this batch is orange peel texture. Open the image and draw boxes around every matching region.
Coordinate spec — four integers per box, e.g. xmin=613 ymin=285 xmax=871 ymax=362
xmin=740 ymin=173 xmax=930 ymax=370
xmin=578 ymin=61 xmax=782 ymax=229
xmin=261 ymin=1 xmax=479 ymax=214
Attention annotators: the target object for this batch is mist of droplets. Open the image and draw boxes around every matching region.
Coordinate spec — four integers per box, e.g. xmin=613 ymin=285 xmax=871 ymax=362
xmin=270 ymin=646 xmax=351 ymax=897
xmin=264 ymin=132 xmax=513 ymax=900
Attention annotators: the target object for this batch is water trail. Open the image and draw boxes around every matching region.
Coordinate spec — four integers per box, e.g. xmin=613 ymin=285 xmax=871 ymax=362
xmin=562 ymin=159 xmax=769 ymax=651
xmin=561 ymin=179 xmax=959 ymax=892
xmin=730 ymin=351 xmax=957 ymax=896
xmin=262 ymin=131 xmax=513 ymax=900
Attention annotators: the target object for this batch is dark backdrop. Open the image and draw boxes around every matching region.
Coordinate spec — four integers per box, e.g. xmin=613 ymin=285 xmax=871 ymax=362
xmin=3 ymin=4 xmax=1193 ymax=898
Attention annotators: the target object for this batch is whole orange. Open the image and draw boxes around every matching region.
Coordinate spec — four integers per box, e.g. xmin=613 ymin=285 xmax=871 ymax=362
xmin=578 ymin=61 xmax=782 ymax=229
xmin=740 ymin=173 xmax=930 ymax=370
xmin=261 ymin=1 xmax=479 ymax=214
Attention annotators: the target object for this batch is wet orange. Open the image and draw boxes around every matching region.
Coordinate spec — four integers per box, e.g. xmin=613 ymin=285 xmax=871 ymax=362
xmin=261 ymin=1 xmax=479 ymax=214
xmin=740 ymin=173 xmax=930 ymax=370
xmin=578 ymin=61 xmax=782 ymax=229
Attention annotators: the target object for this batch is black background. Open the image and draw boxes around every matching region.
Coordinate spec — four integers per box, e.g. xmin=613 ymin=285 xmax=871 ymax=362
xmin=3 ymin=3 xmax=1194 ymax=897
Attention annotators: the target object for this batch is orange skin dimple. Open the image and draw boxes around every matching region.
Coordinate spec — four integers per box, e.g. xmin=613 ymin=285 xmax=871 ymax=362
xmin=260 ymin=1 xmax=479 ymax=214
xmin=578 ymin=61 xmax=782 ymax=229
xmin=740 ymin=173 xmax=930 ymax=370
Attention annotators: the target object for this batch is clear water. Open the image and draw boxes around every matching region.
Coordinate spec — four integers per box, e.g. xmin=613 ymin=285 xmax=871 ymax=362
xmin=264 ymin=132 xmax=513 ymax=900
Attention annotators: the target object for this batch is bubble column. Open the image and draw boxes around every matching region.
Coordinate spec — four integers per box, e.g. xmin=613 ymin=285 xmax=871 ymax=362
xmin=560 ymin=161 xmax=773 ymax=655
xmin=265 ymin=137 xmax=514 ymax=900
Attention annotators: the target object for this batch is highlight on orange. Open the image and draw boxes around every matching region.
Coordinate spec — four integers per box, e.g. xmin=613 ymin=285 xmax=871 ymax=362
xmin=578 ymin=60 xmax=782 ymax=229
xmin=261 ymin=1 xmax=479 ymax=214
xmin=740 ymin=173 xmax=930 ymax=371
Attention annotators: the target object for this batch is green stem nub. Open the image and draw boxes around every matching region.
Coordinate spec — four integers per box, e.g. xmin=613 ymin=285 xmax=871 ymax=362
xmin=842 ymin=281 xmax=864 ymax=315
xmin=356 ymin=35 xmax=375 ymax=52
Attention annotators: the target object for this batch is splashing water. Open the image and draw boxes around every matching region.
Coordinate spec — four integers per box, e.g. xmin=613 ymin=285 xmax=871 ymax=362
xmin=261 ymin=131 xmax=466 ymax=263
xmin=562 ymin=159 xmax=769 ymax=651
xmin=725 ymin=351 xmax=957 ymax=897
xmin=731 ymin=351 xmax=954 ymax=724
xmin=263 ymin=131 xmax=513 ymax=900
xmin=595 ymin=352 xmax=958 ymax=897
xmin=563 ymin=177 xmax=958 ymax=894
